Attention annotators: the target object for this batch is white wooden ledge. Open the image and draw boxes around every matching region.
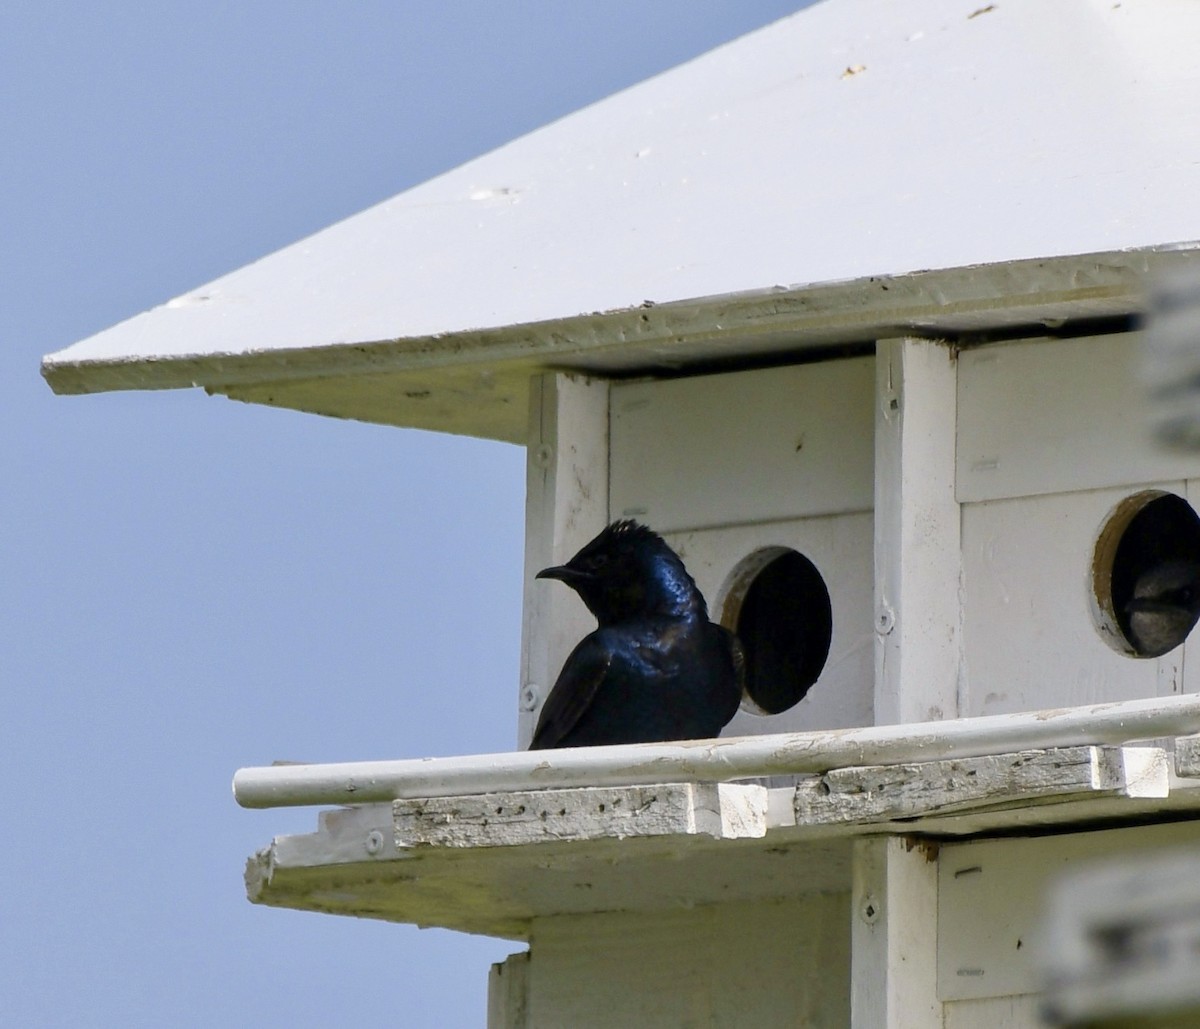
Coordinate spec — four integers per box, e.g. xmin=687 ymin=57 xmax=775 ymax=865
xmin=1174 ymin=733 xmax=1200 ymax=777
xmin=794 ymin=746 xmax=1168 ymax=825
xmin=395 ymin=782 xmax=768 ymax=849
xmin=234 ymin=694 xmax=1200 ymax=808
xmin=244 ymin=738 xmax=1200 ymax=939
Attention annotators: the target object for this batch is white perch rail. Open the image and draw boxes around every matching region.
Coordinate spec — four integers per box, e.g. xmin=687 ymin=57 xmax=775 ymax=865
xmin=233 ymin=694 xmax=1200 ymax=808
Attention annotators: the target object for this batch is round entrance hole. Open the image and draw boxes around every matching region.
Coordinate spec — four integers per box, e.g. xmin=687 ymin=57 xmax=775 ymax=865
xmin=719 ymin=548 xmax=832 ymax=715
xmin=1092 ymin=491 xmax=1200 ymax=658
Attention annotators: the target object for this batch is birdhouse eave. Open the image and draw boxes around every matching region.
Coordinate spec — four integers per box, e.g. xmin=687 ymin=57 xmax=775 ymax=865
xmin=41 ymin=0 xmax=1200 ymax=441
xmin=41 ymin=244 xmax=1200 ymax=443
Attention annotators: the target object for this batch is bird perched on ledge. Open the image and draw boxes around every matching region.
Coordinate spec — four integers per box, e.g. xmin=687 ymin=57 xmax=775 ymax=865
xmin=530 ymin=520 xmax=744 ymax=750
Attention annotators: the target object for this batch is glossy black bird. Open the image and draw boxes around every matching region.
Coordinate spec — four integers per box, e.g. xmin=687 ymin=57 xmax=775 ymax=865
xmin=1124 ymin=558 xmax=1200 ymax=657
xmin=529 ymin=520 xmax=744 ymax=749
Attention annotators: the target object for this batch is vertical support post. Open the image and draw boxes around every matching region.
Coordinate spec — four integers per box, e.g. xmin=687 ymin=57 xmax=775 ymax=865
xmin=866 ymin=339 xmax=957 ymax=1028
xmin=487 ymin=951 xmax=530 ymax=1029
xmin=874 ymin=337 xmax=962 ymax=725
xmin=851 ymin=836 xmax=942 ymax=1029
xmin=518 ymin=372 xmax=610 ymax=747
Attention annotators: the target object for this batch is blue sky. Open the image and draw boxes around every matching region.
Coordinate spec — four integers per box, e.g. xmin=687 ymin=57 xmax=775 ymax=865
xmin=2 ymin=4 xmax=805 ymax=1025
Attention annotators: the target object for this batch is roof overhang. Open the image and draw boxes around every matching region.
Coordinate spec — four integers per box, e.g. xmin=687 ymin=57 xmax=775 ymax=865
xmin=42 ymin=245 xmax=1200 ymax=443
xmin=42 ymin=0 xmax=1200 ymax=443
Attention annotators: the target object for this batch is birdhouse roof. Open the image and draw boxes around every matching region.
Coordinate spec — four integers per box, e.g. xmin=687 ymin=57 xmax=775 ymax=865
xmin=42 ymin=0 xmax=1200 ymax=443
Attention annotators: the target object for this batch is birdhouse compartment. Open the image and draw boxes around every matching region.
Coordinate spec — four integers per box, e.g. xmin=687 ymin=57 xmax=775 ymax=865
xmin=958 ymin=334 xmax=1200 ymax=716
xmin=608 ymin=356 xmax=876 ymax=735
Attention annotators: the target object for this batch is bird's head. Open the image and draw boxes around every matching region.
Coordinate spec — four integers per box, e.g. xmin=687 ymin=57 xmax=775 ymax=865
xmin=1126 ymin=559 xmax=1200 ymax=616
xmin=536 ymin=520 xmax=706 ymax=624
xmin=1124 ymin=558 xmax=1200 ymax=656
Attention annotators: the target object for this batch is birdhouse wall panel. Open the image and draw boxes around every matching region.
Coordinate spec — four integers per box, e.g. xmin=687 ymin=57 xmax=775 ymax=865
xmin=599 ymin=355 xmax=875 ymax=736
xmin=942 ymin=996 xmax=1041 ymax=1029
xmin=936 ymin=820 xmax=1200 ymax=1005
xmin=671 ymin=515 xmax=874 ymax=734
xmin=957 ymin=334 xmax=1200 ymax=504
xmin=960 ymin=484 xmax=1181 ymax=717
xmin=520 ymin=372 xmax=611 ymax=748
xmin=526 ymin=894 xmax=850 ymax=1028
xmin=609 ymin=357 xmax=874 ymax=533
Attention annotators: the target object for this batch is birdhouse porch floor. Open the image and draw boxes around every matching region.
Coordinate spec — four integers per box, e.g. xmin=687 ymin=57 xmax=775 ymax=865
xmin=245 ymin=738 xmax=1200 ymax=940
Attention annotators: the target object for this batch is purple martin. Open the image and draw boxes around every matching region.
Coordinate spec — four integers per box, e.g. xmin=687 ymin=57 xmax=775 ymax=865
xmin=1125 ymin=558 xmax=1200 ymax=657
xmin=530 ymin=520 xmax=744 ymax=749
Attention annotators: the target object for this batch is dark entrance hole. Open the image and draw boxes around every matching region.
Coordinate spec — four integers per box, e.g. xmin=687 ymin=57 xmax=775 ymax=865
xmin=1092 ymin=491 xmax=1200 ymax=658
xmin=721 ymin=548 xmax=832 ymax=715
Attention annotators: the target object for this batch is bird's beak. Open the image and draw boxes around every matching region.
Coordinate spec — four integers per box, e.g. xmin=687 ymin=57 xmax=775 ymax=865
xmin=1126 ymin=597 xmax=1174 ymax=614
xmin=537 ymin=564 xmax=585 ymax=584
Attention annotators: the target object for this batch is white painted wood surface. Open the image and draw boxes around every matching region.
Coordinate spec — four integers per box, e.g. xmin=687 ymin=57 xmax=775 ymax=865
xmin=795 ymin=746 xmax=1167 ymax=826
xmin=488 ymin=952 xmax=529 ymax=1029
xmin=519 ymin=372 xmax=609 ymax=748
xmin=609 ymin=358 xmax=873 ymax=531
xmin=672 ymin=513 xmax=875 ymax=736
xmin=874 ymin=337 xmax=962 ymax=725
xmin=233 ymin=693 xmax=1200 ymax=807
xmin=957 ymin=336 xmax=1200 ymax=504
xmin=44 ymin=250 xmax=1199 ymax=440
xmin=250 ymin=794 xmax=856 ymax=938
xmin=955 ymin=333 xmax=1200 ymax=716
xmin=851 ymin=836 xmax=940 ymax=1029
xmin=244 ymin=747 xmax=1200 ymax=943
xmin=44 ymin=1 xmax=1200 ymax=425
xmin=938 ymin=820 xmax=1200 ymax=1003
xmin=943 ymin=996 xmax=1041 ymax=1029
xmin=608 ymin=356 xmax=876 ymax=736
xmin=960 ymin=484 xmax=1185 ymax=716
xmin=1175 ymin=734 xmax=1200 ymax=777
xmin=394 ymin=782 xmax=767 ymax=848
xmin=528 ymin=896 xmax=850 ymax=1028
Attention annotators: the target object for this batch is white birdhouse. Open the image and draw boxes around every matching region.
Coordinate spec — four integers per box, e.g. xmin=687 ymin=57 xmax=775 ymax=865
xmin=42 ymin=1 xmax=1200 ymax=1026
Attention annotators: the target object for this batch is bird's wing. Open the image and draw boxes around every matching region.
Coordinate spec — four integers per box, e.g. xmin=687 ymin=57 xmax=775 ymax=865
xmin=529 ymin=634 xmax=614 ymax=750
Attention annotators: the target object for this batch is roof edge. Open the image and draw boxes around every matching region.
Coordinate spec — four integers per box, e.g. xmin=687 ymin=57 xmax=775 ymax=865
xmin=43 ymin=243 xmax=1200 ymax=400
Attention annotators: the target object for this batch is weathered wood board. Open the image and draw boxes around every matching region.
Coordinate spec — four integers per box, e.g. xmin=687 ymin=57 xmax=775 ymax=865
xmin=1174 ymin=734 xmax=1200 ymax=777
xmin=395 ymin=782 xmax=768 ymax=849
xmin=794 ymin=746 xmax=1168 ymax=825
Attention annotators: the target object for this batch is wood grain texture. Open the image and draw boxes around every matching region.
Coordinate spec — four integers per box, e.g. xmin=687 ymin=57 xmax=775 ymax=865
xmin=395 ymin=782 xmax=768 ymax=849
xmin=519 ymin=372 xmax=610 ymax=747
xmin=875 ymin=337 xmax=962 ymax=725
xmin=851 ymin=836 xmax=940 ymax=1029
xmin=957 ymin=336 xmax=1200 ymax=504
xmin=610 ymin=357 xmax=873 ymax=532
xmin=1174 ymin=734 xmax=1200 ymax=777
xmin=488 ymin=951 xmax=530 ymax=1029
xmin=794 ymin=747 xmax=1168 ymax=825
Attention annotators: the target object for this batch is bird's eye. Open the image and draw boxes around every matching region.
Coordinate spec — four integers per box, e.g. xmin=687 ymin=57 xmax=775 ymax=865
xmin=589 ymin=553 xmax=609 ymax=569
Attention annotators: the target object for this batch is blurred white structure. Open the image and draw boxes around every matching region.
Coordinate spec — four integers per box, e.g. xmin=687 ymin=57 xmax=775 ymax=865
xmin=1142 ymin=268 xmax=1200 ymax=451
xmin=1041 ymin=846 xmax=1200 ymax=1027
xmin=42 ymin=1 xmax=1200 ymax=1025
